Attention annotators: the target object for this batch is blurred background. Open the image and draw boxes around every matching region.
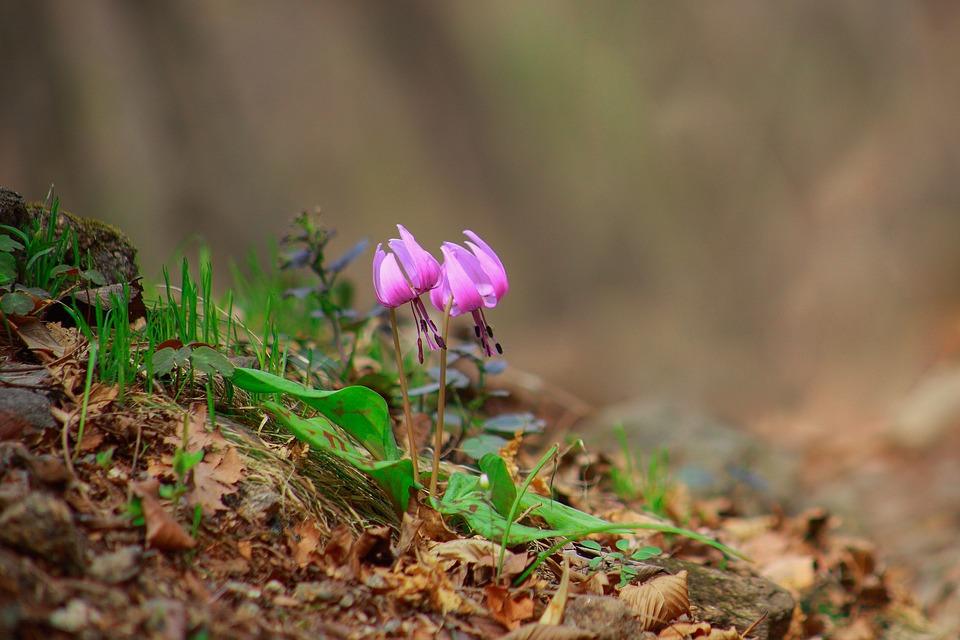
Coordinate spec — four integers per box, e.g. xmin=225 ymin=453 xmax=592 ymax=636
xmin=4 ymin=1 xmax=960 ymax=419
xmin=3 ymin=0 xmax=960 ymax=627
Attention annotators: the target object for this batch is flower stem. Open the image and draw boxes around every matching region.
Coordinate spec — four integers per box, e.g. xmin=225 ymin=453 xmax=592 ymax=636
xmin=430 ymin=298 xmax=454 ymax=497
xmin=389 ymin=308 xmax=419 ymax=480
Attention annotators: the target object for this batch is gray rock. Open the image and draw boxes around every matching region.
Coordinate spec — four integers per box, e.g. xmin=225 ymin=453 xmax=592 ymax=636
xmin=0 ymin=388 xmax=54 ymax=440
xmin=583 ymin=399 xmax=800 ymax=513
xmin=0 ymin=492 xmax=84 ymax=573
xmin=648 ymin=558 xmax=795 ymax=640
xmin=0 ymin=186 xmax=138 ymax=283
xmin=88 ymin=546 xmax=142 ymax=584
xmin=564 ymin=595 xmax=654 ymax=640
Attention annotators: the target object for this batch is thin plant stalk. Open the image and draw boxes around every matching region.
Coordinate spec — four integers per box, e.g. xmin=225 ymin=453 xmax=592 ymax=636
xmin=389 ymin=307 xmax=419 ymax=480
xmin=430 ymin=298 xmax=454 ymax=496
xmin=74 ymin=342 xmax=98 ymax=461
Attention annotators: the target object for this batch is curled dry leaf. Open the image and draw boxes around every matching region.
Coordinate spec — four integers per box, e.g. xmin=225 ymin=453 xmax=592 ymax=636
xmin=289 ymin=519 xmax=325 ymax=568
xmin=485 ymin=584 xmax=535 ymax=631
xmin=619 ymin=570 xmax=690 ymax=632
xmin=131 ymin=480 xmax=195 ymax=551
xmin=499 ymin=623 xmax=598 ymax=640
xmin=428 ymin=538 xmax=528 ymax=576
xmin=350 ymin=525 xmax=393 ymax=577
xmin=658 ymin=621 xmax=741 ymax=640
xmin=539 ymin=558 xmax=571 ymax=625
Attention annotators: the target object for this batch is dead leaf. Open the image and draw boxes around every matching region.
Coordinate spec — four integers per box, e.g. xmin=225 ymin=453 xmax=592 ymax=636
xmin=619 ymin=570 xmax=690 ymax=632
xmin=761 ymin=554 xmax=816 ymax=593
xmin=387 ymin=555 xmax=481 ymax=615
xmin=500 ymin=623 xmax=597 ymax=640
xmin=418 ymin=503 xmax=459 ymax=542
xmin=485 ymin=584 xmax=534 ymax=630
xmin=540 ymin=558 xmax=571 ymax=625
xmin=131 ymin=480 xmax=195 ymax=551
xmin=290 ymin=519 xmax=325 ymax=568
xmin=188 ymin=445 xmax=245 ymax=513
xmin=428 ymin=538 xmax=528 ymax=577
xmin=237 ymin=540 xmax=252 ymax=561
xmin=350 ymin=525 xmax=393 ymax=576
xmin=659 ymin=622 xmax=741 ymax=640
xmin=11 ymin=317 xmax=67 ymax=359
xmin=157 ymin=405 xmax=244 ymax=513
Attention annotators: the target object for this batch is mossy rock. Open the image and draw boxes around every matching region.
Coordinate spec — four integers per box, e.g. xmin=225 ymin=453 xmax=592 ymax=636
xmin=0 ymin=187 xmax=138 ymax=283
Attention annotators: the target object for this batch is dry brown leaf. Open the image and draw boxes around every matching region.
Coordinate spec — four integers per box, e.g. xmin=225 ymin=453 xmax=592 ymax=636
xmin=156 ymin=405 xmax=244 ymax=513
xmin=659 ymin=621 xmax=741 ymax=640
xmin=761 ymin=554 xmax=815 ymax=593
xmin=485 ymin=585 xmax=535 ymax=630
xmin=350 ymin=525 xmax=393 ymax=577
xmin=237 ymin=540 xmax=252 ymax=561
xmin=619 ymin=570 xmax=690 ymax=632
xmin=428 ymin=538 xmax=528 ymax=576
xmin=290 ymin=519 xmax=325 ymax=568
xmin=500 ymin=623 xmax=597 ymax=640
xmin=540 ymin=559 xmax=570 ymax=625
xmin=188 ymin=445 xmax=245 ymax=513
xmin=576 ymin=570 xmax=609 ymax=596
xmin=11 ymin=317 xmax=67 ymax=359
xmin=418 ymin=502 xmax=459 ymax=542
xmin=131 ymin=480 xmax=195 ymax=551
xmin=387 ymin=555 xmax=481 ymax=615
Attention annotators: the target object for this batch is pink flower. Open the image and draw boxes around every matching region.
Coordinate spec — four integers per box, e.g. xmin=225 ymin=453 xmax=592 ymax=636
xmin=430 ymin=230 xmax=508 ymax=356
xmin=373 ymin=225 xmax=444 ymax=362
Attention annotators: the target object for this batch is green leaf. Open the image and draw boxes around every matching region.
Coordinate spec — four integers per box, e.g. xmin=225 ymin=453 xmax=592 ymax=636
xmin=191 ymin=346 xmax=235 ymax=378
xmin=173 ymin=448 xmax=204 ymax=477
xmin=478 ymin=454 xmax=517 ymax=517
xmin=81 ymin=269 xmax=106 ymax=286
xmin=0 ymin=253 xmax=16 ymax=286
xmin=1 ymin=291 xmax=33 ymax=315
xmin=631 ymin=546 xmax=662 ymax=561
xmin=435 ymin=473 xmax=565 ymax=545
xmin=615 ymin=539 xmax=631 ymax=551
xmin=0 ymin=235 xmax=23 ymax=252
xmin=150 ymin=347 xmax=178 ymax=377
xmin=231 ymin=367 xmax=398 ymax=461
xmin=483 ymin=412 xmax=545 ymax=434
xmin=263 ymin=401 xmax=414 ymax=512
xmin=460 ymin=434 xmax=507 ymax=460
xmin=579 ymin=539 xmax=602 ymax=552
xmin=51 ymin=264 xmax=79 ymax=278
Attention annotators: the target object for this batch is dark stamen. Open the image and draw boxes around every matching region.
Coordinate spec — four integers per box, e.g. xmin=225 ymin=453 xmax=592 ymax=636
xmin=486 ymin=326 xmax=494 ymax=338
xmin=417 ymin=337 xmax=424 ymax=364
xmin=474 ymin=325 xmax=481 ymax=338
xmin=495 ymin=343 xmax=503 ymax=355
xmin=436 ymin=336 xmax=446 ymax=349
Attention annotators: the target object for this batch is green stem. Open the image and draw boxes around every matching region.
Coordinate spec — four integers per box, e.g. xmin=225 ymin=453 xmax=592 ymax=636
xmin=498 ymin=444 xmax=559 ymax=577
xmin=389 ymin=308 xmax=419 ymax=481
xmin=512 ymin=521 xmax=749 ymax=586
xmin=430 ymin=299 xmax=453 ymax=497
xmin=74 ymin=342 xmax=98 ymax=460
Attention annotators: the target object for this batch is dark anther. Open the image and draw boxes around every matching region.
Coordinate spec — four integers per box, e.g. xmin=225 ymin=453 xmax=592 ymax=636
xmin=474 ymin=325 xmax=481 ymax=338
xmin=486 ymin=326 xmax=494 ymax=338
xmin=495 ymin=343 xmax=503 ymax=355
xmin=436 ymin=336 xmax=446 ymax=349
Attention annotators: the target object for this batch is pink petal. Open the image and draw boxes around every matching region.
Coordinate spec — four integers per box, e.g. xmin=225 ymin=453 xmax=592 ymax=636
xmin=374 ymin=252 xmax=415 ymax=307
xmin=463 ymin=230 xmax=508 ymax=301
xmin=443 ymin=243 xmax=497 ymax=307
xmin=396 ymin=224 xmax=441 ymax=292
xmin=441 ymin=245 xmax=484 ymax=314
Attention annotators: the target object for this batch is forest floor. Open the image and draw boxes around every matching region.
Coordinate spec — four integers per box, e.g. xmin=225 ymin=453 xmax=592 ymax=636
xmin=0 ymin=188 xmax=952 ymax=640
